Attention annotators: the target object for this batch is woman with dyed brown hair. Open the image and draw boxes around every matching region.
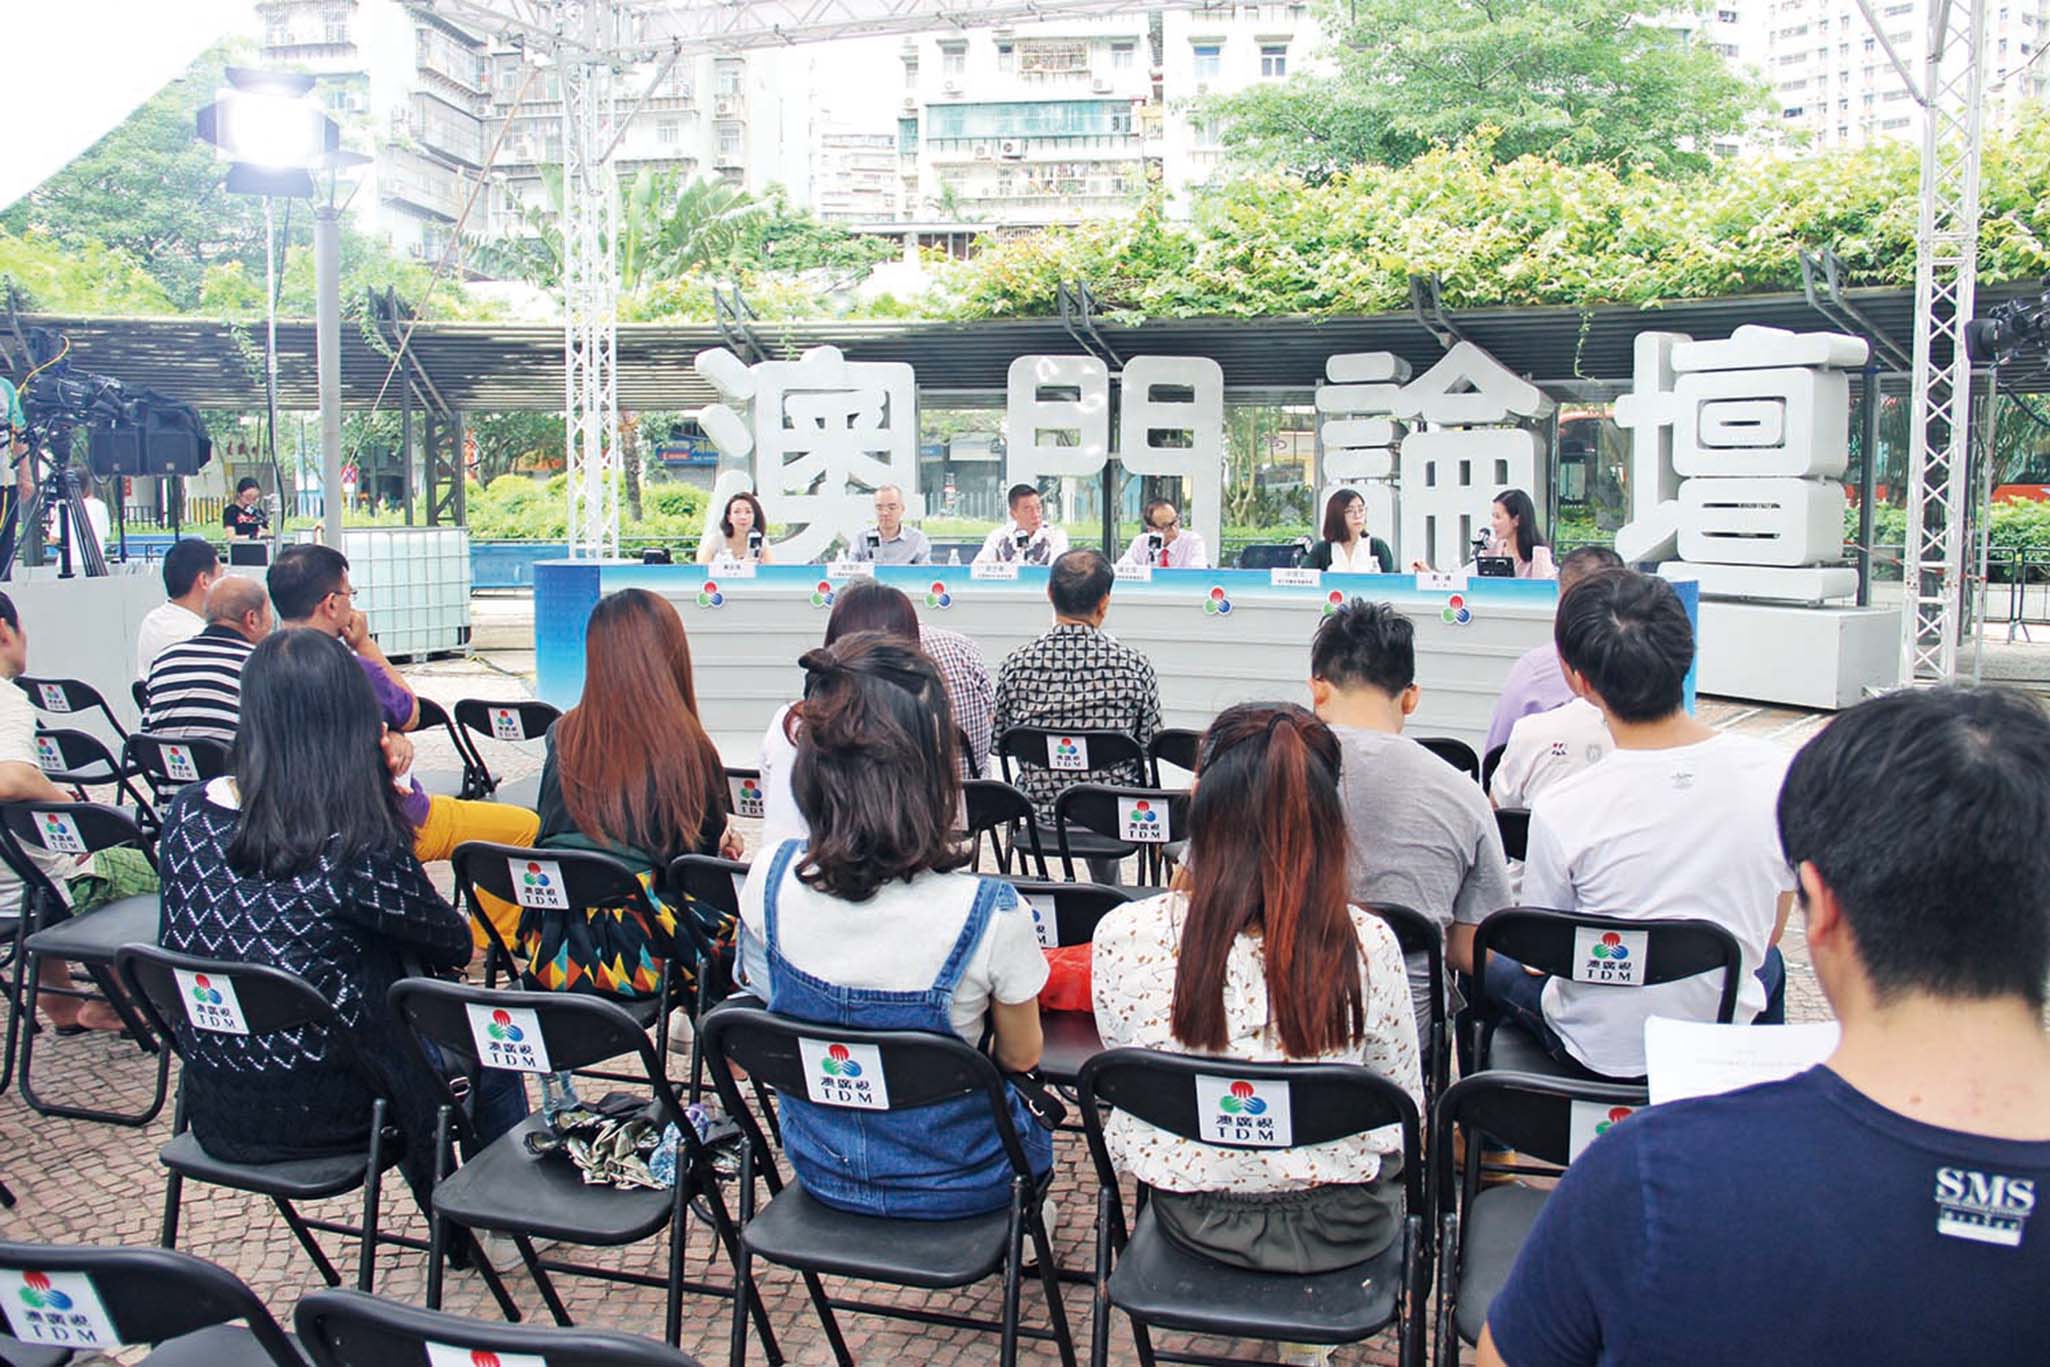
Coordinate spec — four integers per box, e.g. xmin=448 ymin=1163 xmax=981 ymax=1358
xmin=1090 ymin=702 xmax=1422 ymax=1275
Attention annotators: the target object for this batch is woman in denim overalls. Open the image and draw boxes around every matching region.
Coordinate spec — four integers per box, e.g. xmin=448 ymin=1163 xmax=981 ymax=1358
xmin=737 ymin=632 xmax=1053 ymax=1218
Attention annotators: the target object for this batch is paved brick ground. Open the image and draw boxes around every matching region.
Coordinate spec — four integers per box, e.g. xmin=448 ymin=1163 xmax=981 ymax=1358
xmin=0 ymin=638 xmax=1835 ymax=1366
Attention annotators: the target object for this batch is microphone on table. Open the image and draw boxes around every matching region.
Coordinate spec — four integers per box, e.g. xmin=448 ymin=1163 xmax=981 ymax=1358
xmin=747 ymin=528 xmax=763 ymax=558
xmin=865 ymin=530 xmax=881 ymax=556
xmin=1470 ymin=528 xmax=1490 ymax=558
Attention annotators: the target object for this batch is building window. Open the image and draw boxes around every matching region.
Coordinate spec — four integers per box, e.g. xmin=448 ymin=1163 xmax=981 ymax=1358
xmin=1715 ymin=7 xmax=1739 ymax=21
xmin=265 ymin=17 xmax=290 ymax=47
xmin=942 ymin=45 xmax=966 ymax=77
xmin=323 ymin=5 xmax=349 ymax=44
xmin=657 ymin=119 xmax=678 ymax=145
xmin=718 ymin=125 xmax=742 ymax=160
xmin=716 ymin=62 xmax=743 ymax=96
xmin=1260 ymin=44 xmax=1288 ymax=77
xmin=903 ymin=57 xmax=918 ymax=86
xmin=1192 ymin=43 xmax=1222 ymax=80
xmin=1109 ymin=107 xmax=1133 ymax=133
xmin=1113 ymin=42 xmax=1136 ymax=70
xmin=997 ymin=43 xmax=1014 ymax=73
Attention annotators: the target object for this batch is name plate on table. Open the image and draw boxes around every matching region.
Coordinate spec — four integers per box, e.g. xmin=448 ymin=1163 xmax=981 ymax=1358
xmin=826 ymin=561 xmax=874 ymax=581
xmin=970 ymin=561 xmax=1021 ymax=581
xmin=1270 ymin=567 xmax=1322 ymax=588
xmin=1114 ymin=562 xmax=1153 ymax=583
xmin=713 ymin=561 xmax=758 ymax=579
xmin=1416 ymin=572 xmax=1469 ymax=592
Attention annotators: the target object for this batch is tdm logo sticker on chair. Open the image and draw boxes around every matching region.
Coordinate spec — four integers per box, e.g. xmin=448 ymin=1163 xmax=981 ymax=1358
xmin=1194 ymin=1075 xmax=1294 ymax=1147
xmin=174 ymin=969 xmax=249 ymax=1036
xmin=33 ymin=736 xmax=60 ymax=772
xmin=1567 ymin=1099 xmax=1637 ymax=1160
xmin=1049 ymin=736 xmax=1090 ymax=771
xmin=1022 ymin=893 xmax=1054 ymax=949
xmin=163 ymin=744 xmax=199 ymax=782
xmin=489 ymin=707 xmax=526 ymax=741
xmin=425 ymin=1344 xmax=547 ymax=1367
xmin=799 ymin=1039 xmax=889 ymax=1109
xmin=35 ymin=812 xmax=86 ymax=855
xmin=465 ymin=1004 xmax=554 ymax=1074
xmin=35 ymin=684 xmax=69 ymax=712
xmin=0 ymin=1268 xmax=119 ymax=1349
xmin=508 ymin=858 xmax=569 ymax=911
xmin=1119 ymin=797 xmax=1167 ymax=844
xmin=1571 ymin=927 xmax=1650 ymax=986
xmin=730 ymin=777 xmax=765 ymax=818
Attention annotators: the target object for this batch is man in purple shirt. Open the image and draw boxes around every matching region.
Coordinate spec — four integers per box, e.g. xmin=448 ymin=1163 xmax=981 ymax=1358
xmin=267 ymin=544 xmax=418 ymax=731
xmin=1482 ymin=545 xmax=1622 ymax=756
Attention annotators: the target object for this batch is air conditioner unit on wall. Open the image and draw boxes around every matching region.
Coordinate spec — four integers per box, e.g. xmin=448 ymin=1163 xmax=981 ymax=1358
xmin=944 ymin=80 xmax=962 ymax=94
xmin=1093 ymin=78 xmax=1113 ymax=92
xmin=974 ymin=142 xmax=992 ymax=159
xmin=999 ymin=139 xmax=1024 ymax=157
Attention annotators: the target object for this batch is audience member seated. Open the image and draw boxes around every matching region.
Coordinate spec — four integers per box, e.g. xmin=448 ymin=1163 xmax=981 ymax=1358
xmin=992 ymin=549 xmax=1161 ymax=879
xmin=1306 ymin=488 xmax=1394 ymax=574
xmin=1411 ymin=488 xmax=1558 ymax=580
xmin=0 ymin=591 xmax=158 ymax=1034
xmin=1480 ymin=686 xmax=2050 ymax=1367
xmin=696 ymin=490 xmax=774 ymax=565
xmin=527 ymin=587 xmax=739 ymax=994
xmin=736 ymin=632 xmax=1051 ymax=1217
xmin=1482 ymin=545 xmax=1623 ymax=756
xmin=1091 ymin=702 xmax=1422 ymax=1273
xmin=1459 ymin=571 xmax=1792 ymax=1079
xmin=758 ymin=581 xmax=992 ymax=848
xmin=1309 ymin=600 xmax=1511 ymax=1043
xmin=156 ymin=630 xmax=527 ymax=1203
xmin=973 ymin=483 xmax=1069 ymax=566
xmin=141 ymin=577 xmax=272 ymax=750
xmin=265 ymin=542 xmax=538 ymax=924
xmin=223 ymin=477 xmax=268 ymax=540
xmin=847 ymin=483 xmax=930 ymax=565
xmin=135 ymin=537 xmax=221 ymax=678
xmin=1119 ymin=498 xmax=1210 ymax=569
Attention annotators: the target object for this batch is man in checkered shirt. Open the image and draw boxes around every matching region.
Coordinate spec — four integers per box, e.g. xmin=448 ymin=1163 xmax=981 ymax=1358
xmin=993 ymin=549 xmax=1162 ymax=845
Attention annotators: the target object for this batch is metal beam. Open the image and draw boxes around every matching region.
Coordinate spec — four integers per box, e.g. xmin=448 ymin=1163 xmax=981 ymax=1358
xmin=635 ymin=0 xmax=1191 ymax=52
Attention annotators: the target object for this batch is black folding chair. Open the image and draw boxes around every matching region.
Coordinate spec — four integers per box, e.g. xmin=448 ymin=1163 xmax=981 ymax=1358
xmin=1051 ymin=783 xmax=1190 ymax=887
xmin=702 ymin=1005 xmax=1076 ymax=1367
xmin=296 ymin=1287 xmax=704 ymax=1367
xmin=1146 ymin=728 xmax=1202 ymax=788
xmin=1467 ymin=907 xmax=1745 ymax=1084
xmin=450 ymin=841 xmax=684 ymax=1072
xmin=1480 ymin=743 xmax=1507 ymax=792
xmin=389 ymin=979 xmax=767 ymax=1350
xmin=0 ymin=801 xmax=166 ymax=1126
xmin=123 ymin=732 xmax=231 ymax=816
xmin=997 ymin=728 xmax=1149 ymax=878
xmin=666 ymin=854 xmax=752 ymax=1100
xmin=114 ymin=945 xmax=494 ymax=1308
xmin=956 ymin=724 xmax=984 ymax=780
xmin=1430 ymin=1072 xmax=1648 ymax=1367
xmin=130 ymin=679 xmax=149 ymax=715
xmin=1366 ymin=902 xmax=1451 ymax=1108
xmin=17 ymin=677 xmax=132 ymax=750
xmin=453 ymin=699 xmax=560 ymax=810
xmin=1235 ymin=543 xmax=1302 ymax=570
xmin=963 ymin=779 xmax=1050 ymax=879
xmin=1416 ymin=736 xmax=1481 ymax=782
xmin=29 ymin=728 xmax=150 ymax=811
xmin=1000 ymin=879 xmax=1129 ymax=1088
xmin=411 ymin=697 xmax=482 ymax=801
xmin=1494 ymin=808 xmax=1530 ymax=863
xmin=1077 ymin=1049 xmax=1430 ymax=1367
xmin=0 ymin=1240 xmax=301 ymax=1366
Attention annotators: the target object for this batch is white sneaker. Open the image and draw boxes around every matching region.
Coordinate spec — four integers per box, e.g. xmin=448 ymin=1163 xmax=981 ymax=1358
xmin=474 ymin=1231 xmax=557 ymax=1268
xmin=1040 ymin=1195 xmax=1059 ymax=1243
xmin=1277 ymin=1344 xmax=1335 ymax=1366
xmin=665 ymin=1007 xmax=695 ymax=1055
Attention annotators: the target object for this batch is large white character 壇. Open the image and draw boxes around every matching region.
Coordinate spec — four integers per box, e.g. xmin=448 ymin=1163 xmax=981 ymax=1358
xmin=1614 ymin=324 xmax=1866 ymax=602
xmin=692 ymin=344 xmax=920 ymax=562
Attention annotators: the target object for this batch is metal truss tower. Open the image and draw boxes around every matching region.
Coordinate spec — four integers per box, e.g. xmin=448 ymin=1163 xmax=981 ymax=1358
xmin=1892 ymin=0 xmax=1990 ymax=684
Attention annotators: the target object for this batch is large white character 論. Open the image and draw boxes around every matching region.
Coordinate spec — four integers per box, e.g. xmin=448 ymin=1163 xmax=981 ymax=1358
xmin=692 ymin=344 xmax=919 ymax=562
xmin=1391 ymin=342 xmax=1552 ymax=569
xmin=1317 ymin=353 xmax=1410 ymax=552
xmin=1614 ymin=325 xmax=1867 ymax=602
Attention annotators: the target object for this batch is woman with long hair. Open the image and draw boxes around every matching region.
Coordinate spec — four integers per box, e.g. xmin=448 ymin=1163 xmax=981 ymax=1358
xmin=696 ymin=490 xmax=774 ymax=564
xmin=157 ymin=629 xmax=525 ymax=1200
xmin=736 ymin=631 xmax=1052 ymax=1218
xmin=527 ymin=587 xmax=738 ymax=998
xmin=755 ymin=580 xmax=992 ymax=847
xmin=1091 ymin=702 xmax=1422 ymax=1273
xmin=1306 ymin=488 xmax=1394 ymax=574
xmin=1480 ymin=488 xmax=1555 ymax=579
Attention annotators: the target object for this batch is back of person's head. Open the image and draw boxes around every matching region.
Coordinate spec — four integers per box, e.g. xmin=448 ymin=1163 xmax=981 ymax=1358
xmin=1309 ymin=599 xmax=1415 ymax=696
xmin=1554 ymin=570 xmax=1691 ymax=723
xmin=1173 ymin=703 xmax=1363 ymax=1058
xmin=267 ymin=544 xmax=349 ymax=622
xmin=1321 ymin=488 xmax=1363 ymax=543
xmin=1779 ymin=687 xmax=2050 ymax=1011
xmin=229 ymin=628 xmax=412 ymax=879
xmin=1556 ymin=544 xmax=1623 ymax=597
xmin=554 ymin=587 xmax=720 ymax=853
xmin=791 ymin=630 xmax=968 ymax=902
xmin=1048 ymin=548 xmax=1112 ymax=619
xmin=204 ymin=576 xmax=269 ymax=628
xmin=163 ymin=538 xmax=219 ymax=599
xmin=823 ymin=581 xmax=918 ymax=645
xmin=0 ymin=590 xmax=19 ymax=632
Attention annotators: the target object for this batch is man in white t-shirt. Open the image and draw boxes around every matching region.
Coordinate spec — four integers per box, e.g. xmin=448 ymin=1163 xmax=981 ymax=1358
xmin=1455 ymin=570 xmax=1794 ymax=1079
xmin=135 ymin=537 xmax=221 ymax=678
xmin=1488 ymin=697 xmax=1612 ymax=811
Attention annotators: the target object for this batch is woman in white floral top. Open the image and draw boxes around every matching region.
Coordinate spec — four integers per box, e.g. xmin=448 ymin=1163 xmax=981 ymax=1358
xmin=1090 ymin=702 xmax=1423 ymax=1275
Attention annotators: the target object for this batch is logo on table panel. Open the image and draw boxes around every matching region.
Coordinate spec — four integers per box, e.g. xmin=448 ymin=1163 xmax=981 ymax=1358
xmin=925 ymin=580 xmax=952 ymax=609
xmin=810 ymin=579 xmax=836 ymax=609
xmin=489 ymin=707 xmax=526 ymax=741
xmin=731 ymin=777 xmax=765 ymax=818
xmin=798 ymin=1038 xmax=889 ymax=1109
xmin=1194 ymin=1074 xmax=1292 ymax=1147
xmin=1322 ymin=590 xmax=1347 ymax=618
xmin=1202 ymin=585 xmax=1233 ymax=616
xmin=1048 ymin=735 xmax=1090 ymax=771
xmin=1119 ymin=797 xmax=1168 ymax=844
xmin=36 ymin=812 xmax=85 ymax=854
xmin=696 ymin=579 xmax=725 ymax=609
xmin=508 ymin=857 xmax=569 ymax=911
xmin=1441 ymin=594 xmax=1473 ymax=626
xmin=1570 ymin=926 xmax=1649 ymax=986
xmin=33 ymin=736 xmax=60 ymax=772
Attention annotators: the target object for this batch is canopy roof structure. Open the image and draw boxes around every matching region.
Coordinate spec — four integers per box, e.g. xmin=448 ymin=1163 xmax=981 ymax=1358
xmin=13 ymin=282 xmax=2046 ymax=416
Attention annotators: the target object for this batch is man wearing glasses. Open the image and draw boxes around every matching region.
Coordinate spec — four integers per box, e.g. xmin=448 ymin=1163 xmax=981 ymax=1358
xmin=267 ymin=544 xmax=417 ymax=732
xmin=848 ymin=484 xmax=931 ymax=565
xmin=1119 ymin=498 xmax=1210 ymax=570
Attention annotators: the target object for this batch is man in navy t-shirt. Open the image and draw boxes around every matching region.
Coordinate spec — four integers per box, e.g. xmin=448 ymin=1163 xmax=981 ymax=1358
xmin=1481 ymin=686 xmax=2050 ymax=1366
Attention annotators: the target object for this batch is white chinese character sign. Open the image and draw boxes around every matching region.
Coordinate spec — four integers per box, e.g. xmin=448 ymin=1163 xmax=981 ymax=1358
xmin=1615 ymin=325 xmax=1866 ymax=602
xmin=1316 ymin=353 xmax=1410 ymax=549
xmin=693 ymin=344 xmax=920 ymax=563
xmin=1005 ymin=355 xmax=1111 ymax=480
xmin=1393 ymin=342 xmax=1554 ymax=569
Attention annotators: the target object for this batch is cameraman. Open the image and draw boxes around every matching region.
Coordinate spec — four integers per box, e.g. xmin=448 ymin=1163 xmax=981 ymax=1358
xmin=224 ymin=477 xmax=267 ymax=539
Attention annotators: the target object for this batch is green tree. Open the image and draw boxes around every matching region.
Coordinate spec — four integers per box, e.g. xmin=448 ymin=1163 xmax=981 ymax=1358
xmin=1200 ymin=0 xmax=1767 ymax=182
xmin=0 ymin=229 xmax=175 ymax=313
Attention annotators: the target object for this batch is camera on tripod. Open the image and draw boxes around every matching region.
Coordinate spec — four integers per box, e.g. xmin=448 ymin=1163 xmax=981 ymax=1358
xmin=1966 ymin=285 xmax=2050 ymax=367
xmin=17 ymin=329 xmax=212 ymax=479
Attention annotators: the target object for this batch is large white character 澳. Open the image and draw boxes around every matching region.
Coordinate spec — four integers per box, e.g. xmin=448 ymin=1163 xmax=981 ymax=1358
xmin=1614 ymin=325 xmax=1866 ymax=602
xmin=1391 ymin=342 xmax=1552 ymax=570
xmin=1317 ymin=352 xmax=1410 ymax=554
xmin=692 ymin=344 xmax=920 ymax=562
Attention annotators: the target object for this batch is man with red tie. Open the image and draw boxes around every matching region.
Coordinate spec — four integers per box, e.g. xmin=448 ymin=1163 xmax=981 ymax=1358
xmin=1119 ymin=499 xmax=1209 ymax=570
